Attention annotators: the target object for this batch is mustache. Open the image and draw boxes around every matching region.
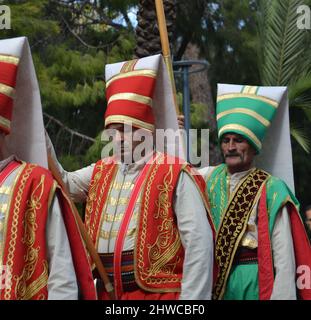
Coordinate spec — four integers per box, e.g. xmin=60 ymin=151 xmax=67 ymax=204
xmin=225 ymin=153 xmax=242 ymax=158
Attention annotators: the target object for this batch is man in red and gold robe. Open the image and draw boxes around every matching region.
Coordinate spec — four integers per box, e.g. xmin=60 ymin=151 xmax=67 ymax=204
xmin=0 ymin=37 xmax=96 ymax=300
xmin=47 ymin=54 xmax=215 ymax=300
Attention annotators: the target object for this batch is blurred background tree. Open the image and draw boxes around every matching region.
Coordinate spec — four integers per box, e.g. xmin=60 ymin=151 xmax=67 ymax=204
xmin=257 ymin=0 xmax=311 ymax=207
xmin=1 ymin=0 xmax=310 ymax=209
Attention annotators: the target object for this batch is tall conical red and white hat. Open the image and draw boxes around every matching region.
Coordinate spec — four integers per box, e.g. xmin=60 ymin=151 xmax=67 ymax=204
xmin=104 ymin=54 xmax=184 ymax=159
xmin=0 ymin=37 xmax=47 ymax=167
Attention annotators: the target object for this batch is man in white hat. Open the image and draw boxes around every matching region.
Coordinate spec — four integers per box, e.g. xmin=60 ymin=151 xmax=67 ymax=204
xmin=197 ymin=84 xmax=311 ymax=300
xmin=47 ymin=54 xmax=215 ymax=300
xmin=0 ymin=37 xmax=96 ymax=300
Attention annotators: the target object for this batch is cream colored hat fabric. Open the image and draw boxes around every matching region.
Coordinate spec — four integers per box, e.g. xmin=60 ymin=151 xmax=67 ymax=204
xmin=0 ymin=37 xmax=48 ymax=168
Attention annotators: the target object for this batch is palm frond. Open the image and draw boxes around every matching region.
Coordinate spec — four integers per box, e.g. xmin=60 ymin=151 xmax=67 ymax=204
xmin=289 ymin=75 xmax=311 ymax=108
xmin=257 ymin=0 xmax=272 ymax=76
xmin=259 ymin=0 xmax=306 ymax=86
xmin=301 ymin=108 xmax=311 ymax=122
xmin=290 ymin=125 xmax=311 ymax=153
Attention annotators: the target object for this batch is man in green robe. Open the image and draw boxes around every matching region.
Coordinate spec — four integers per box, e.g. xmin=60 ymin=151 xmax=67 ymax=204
xmin=199 ymin=84 xmax=311 ymax=300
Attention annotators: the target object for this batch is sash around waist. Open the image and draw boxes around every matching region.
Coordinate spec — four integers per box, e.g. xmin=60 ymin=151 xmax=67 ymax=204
xmin=233 ymin=247 xmax=258 ymax=265
xmin=93 ymin=250 xmax=138 ymax=292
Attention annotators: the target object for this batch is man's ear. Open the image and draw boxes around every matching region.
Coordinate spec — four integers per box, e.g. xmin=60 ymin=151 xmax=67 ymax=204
xmin=250 ymin=144 xmax=257 ymax=157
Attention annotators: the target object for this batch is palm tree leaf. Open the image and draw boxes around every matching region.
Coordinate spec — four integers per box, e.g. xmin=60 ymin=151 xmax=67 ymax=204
xmin=259 ymin=0 xmax=306 ymax=86
xmin=289 ymin=75 xmax=311 ymax=107
xmin=290 ymin=125 xmax=311 ymax=153
xmin=301 ymin=108 xmax=311 ymax=122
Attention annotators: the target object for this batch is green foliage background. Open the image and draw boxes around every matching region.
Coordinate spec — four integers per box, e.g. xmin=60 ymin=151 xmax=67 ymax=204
xmin=0 ymin=0 xmax=310 ymax=211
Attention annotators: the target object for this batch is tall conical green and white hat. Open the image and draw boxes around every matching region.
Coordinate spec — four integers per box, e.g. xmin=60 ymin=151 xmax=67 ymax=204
xmin=216 ymin=84 xmax=295 ymax=191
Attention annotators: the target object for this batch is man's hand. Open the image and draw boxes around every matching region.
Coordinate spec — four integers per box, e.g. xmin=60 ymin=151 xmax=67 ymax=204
xmin=178 ymin=114 xmax=185 ymax=130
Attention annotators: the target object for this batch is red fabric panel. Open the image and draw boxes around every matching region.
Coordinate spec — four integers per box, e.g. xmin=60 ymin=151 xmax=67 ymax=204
xmin=0 ymin=62 xmax=18 ymax=87
xmin=135 ymin=154 xmax=184 ymax=291
xmin=0 ymin=161 xmax=19 ymax=184
xmin=57 ymin=189 xmax=97 ymax=300
xmin=257 ymin=185 xmax=275 ymax=300
xmin=106 ymin=76 xmax=156 ymax=100
xmin=105 ymin=100 xmax=154 ymax=125
xmin=84 ymin=161 xmax=117 ymax=245
xmin=1 ymin=163 xmax=51 ymax=299
xmin=0 ymin=93 xmax=13 ymax=120
xmin=288 ymin=203 xmax=311 ymax=299
xmin=0 ymin=124 xmax=10 ymax=135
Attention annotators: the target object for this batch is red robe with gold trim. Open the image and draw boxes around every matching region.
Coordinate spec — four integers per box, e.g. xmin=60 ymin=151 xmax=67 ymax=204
xmin=0 ymin=161 xmax=96 ymax=300
xmin=85 ymin=153 xmax=214 ymax=297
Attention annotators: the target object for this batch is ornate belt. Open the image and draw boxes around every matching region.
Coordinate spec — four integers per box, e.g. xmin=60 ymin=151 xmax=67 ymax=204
xmin=233 ymin=247 xmax=258 ymax=265
xmin=93 ymin=250 xmax=138 ymax=292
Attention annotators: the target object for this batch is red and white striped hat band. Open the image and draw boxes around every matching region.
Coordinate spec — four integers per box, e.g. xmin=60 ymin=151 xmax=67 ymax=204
xmin=0 ymin=54 xmax=19 ymax=134
xmin=105 ymin=59 xmax=157 ymax=132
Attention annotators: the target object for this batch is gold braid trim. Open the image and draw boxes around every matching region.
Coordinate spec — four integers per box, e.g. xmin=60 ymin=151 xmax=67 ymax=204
xmin=4 ymin=163 xmax=34 ymax=300
xmin=22 ymin=175 xmax=45 ymax=246
xmin=106 ymin=69 xmax=156 ymax=88
xmin=23 ymin=261 xmax=48 ymax=300
xmin=0 ymin=54 xmax=19 ymax=65
xmin=213 ymin=169 xmax=269 ymax=300
xmin=0 ymin=83 xmax=14 ymax=98
xmin=0 ymin=116 xmax=11 ymax=131
xmin=143 ymin=166 xmax=180 ymax=279
xmin=144 ymin=225 xmax=181 ymax=281
xmin=108 ymin=93 xmax=152 ymax=107
xmin=85 ymin=162 xmax=105 ymax=232
xmin=0 ymin=163 xmax=25 ymax=268
xmin=121 ymin=59 xmax=139 ymax=73
xmin=14 ymin=174 xmax=48 ymax=300
xmin=85 ymin=161 xmax=116 ymax=243
xmin=135 ymin=154 xmax=182 ymax=292
xmin=217 ymin=93 xmax=278 ymax=108
xmin=94 ymin=164 xmax=118 ymax=249
xmin=13 ymin=248 xmax=40 ymax=300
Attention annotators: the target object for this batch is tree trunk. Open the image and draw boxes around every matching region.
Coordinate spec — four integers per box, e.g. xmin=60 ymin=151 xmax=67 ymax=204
xmin=134 ymin=0 xmax=176 ymax=58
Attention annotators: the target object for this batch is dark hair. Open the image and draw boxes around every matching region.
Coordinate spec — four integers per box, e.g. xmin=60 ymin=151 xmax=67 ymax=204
xmin=305 ymin=205 xmax=311 ymax=213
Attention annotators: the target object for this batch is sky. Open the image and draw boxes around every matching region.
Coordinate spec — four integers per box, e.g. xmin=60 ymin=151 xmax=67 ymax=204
xmin=113 ymin=6 xmax=138 ymax=28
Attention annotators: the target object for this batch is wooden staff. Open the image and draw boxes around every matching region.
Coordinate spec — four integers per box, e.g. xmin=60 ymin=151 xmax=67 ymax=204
xmin=47 ymin=154 xmax=115 ymax=300
xmin=155 ymin=0 xmax=179 ymax=115
xmin=155 ymin=0 xmax=187 ymax=160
